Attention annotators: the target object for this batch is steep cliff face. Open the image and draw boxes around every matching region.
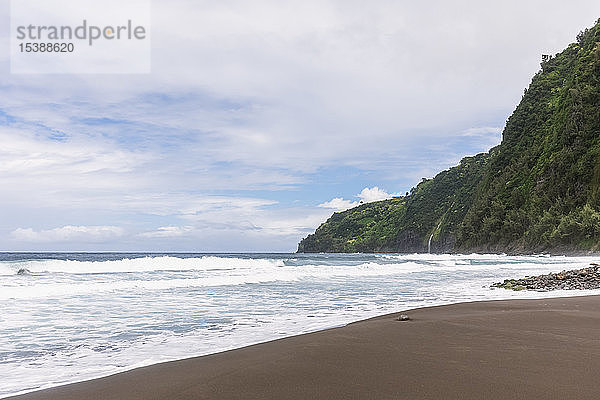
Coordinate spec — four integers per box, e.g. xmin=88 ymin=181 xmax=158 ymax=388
xmin=457 ymin=20 xmax=600 ymax=253
xmin=298 ymin=19 xmax=600 ymax=254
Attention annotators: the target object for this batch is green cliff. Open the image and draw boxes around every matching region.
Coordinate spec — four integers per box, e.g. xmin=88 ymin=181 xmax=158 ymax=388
xmin=298 ymin=19 xmax=600 ymax=254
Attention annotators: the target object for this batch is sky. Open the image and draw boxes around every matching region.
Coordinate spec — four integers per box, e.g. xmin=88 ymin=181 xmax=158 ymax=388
xmin=1 ymin=0 xmax=600 ymax=252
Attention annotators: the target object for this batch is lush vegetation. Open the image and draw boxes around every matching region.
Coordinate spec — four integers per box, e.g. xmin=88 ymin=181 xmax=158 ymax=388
xmin=458 ymin=19 xmax=600 ymax=252
xmin=298 ymin=153 xmax=488 ymax=252
xmin=298 ymin=19 xmax=600 ymax=254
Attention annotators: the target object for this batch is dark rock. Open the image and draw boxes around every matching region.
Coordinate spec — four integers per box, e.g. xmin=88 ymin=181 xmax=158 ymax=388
xmin=393 ymin=230 xmax=426 ymax=253
xmin=492 ymin=264 xmax=600 ymax=292
xmin=16 ymin=268 xmax=31 ymax=275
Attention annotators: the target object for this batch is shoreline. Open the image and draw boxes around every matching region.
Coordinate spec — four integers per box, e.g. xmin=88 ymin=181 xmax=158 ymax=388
xmin=298 ymin=250 xmax=600 ymax=257
xmin=8 ymin=294 xmax=600 ymax=400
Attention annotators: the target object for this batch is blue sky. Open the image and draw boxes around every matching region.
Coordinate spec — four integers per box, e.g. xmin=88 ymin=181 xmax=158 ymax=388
xmin=1 ymin=0 xmax=600 ymax=251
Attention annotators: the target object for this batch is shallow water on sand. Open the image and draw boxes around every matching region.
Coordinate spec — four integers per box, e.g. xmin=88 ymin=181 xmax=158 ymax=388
xmin=1 ymin=252 xmax=598 ymax=398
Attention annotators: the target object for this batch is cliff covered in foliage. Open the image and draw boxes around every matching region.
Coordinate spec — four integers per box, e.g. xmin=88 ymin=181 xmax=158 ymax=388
xmin=298 ymin=19 xmax=600 ymax=254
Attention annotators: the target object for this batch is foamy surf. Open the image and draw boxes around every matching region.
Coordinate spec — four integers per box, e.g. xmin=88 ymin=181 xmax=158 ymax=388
xmin=0 ymin=256 xmax=286 ymax=275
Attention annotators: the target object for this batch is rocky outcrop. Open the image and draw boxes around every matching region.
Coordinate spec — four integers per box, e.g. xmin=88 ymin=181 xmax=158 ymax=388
xmin=492 ymin=264 xmax=600 ymax=291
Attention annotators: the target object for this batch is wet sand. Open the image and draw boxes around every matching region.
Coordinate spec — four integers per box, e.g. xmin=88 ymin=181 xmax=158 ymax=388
xmin=8 ymin=295 xmax=600 ymax=400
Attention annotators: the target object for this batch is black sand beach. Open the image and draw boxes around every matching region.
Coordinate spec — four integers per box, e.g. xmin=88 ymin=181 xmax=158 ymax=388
xmin=8 ymin=295 xmax=600 ymax=400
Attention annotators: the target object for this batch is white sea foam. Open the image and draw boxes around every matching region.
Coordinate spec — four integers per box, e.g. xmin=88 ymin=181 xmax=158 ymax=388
xmin=0 ymin=255 xmax=594 ymax=301
xmin=0 ymin=256 xmax=286 ymax=275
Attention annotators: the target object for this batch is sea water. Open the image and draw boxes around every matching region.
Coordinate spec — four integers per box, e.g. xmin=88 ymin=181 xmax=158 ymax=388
xmin=1 ymin=252 xmax=598 ymax=398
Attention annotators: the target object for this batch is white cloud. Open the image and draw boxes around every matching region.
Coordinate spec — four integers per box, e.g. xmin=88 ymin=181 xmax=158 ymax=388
xmin=175 ymin=197 xmax=324 ymax=237
xmin=318 ymin=197 xmax=359 ymax=211
xmin=139 ymin=226 xmax=194 ymax=238
xmin=3 ymin=1 xmax=599 ymax=175
xmin=319 ymin=186 xmax=399 ymax=211
xmin=0 ymin=125 xmax=154 ymax=209
xmin=2 ymin=1 xmax=600 ymax=251
xmin=461 ymin=127 xmax=503 ymax=137
xmin=357 ymin=186 xmax=398 ymax=203
xmin=132 ymin=204 xmax=333 ymax=251
xmin=11 ymin=226 xmax=124 ymax=242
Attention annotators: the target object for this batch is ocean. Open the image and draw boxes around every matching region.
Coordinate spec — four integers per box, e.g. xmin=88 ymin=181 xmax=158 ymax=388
xmin=1 ymin=252 xmax=598 ymax=398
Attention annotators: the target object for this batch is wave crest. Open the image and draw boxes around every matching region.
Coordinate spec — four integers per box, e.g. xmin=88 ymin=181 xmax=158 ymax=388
xmin=0 ymin=256 xmax=286 ymax=276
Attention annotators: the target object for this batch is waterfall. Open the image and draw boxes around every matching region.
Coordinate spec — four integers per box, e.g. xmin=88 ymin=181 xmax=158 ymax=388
xmin=428 ymin=220 xmax=443 ymax=254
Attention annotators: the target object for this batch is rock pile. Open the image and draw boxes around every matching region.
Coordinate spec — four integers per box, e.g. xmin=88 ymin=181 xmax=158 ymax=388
xmin=492 ymin=263 xmax=600 ymax=291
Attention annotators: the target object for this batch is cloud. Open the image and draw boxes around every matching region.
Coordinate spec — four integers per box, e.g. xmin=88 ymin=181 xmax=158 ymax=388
xmin=318 ymin=197 xmax=359 ymax=211
xmin=319 ymin=186 xmax=399 ymax=211
xmin=357 ymin=186 xmax=398 ymax=203
xmin=3 ymin=1 xmax=599 ymax=176
xmin=175 ymin=198 xmax=326 ymax=237
xmin=461 ymin=126 xmax=503 ymax=137
xmin=2 ymin=1 xmax=600 ymax=251
xmin=11 ymin=226 xmax=124 ymax=243
xmin=139 ymin=226 xmax=194 ymax=238
xmin=132 ymin=204 xmax=333 ymax=251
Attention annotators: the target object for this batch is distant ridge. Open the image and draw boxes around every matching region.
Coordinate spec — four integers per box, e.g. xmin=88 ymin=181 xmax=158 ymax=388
xmin=298 ymin=19 xmax=600 ymax=254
